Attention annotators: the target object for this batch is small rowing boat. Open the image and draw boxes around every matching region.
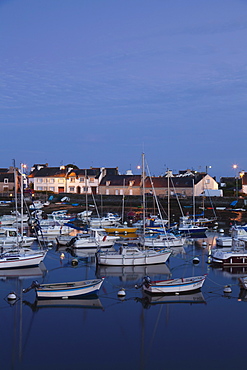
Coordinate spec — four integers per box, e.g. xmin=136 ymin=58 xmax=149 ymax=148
xmin=139 ymin=275 xmax=206 ymax=295
xmin=23 ymin=278 xmax=104 ymax=299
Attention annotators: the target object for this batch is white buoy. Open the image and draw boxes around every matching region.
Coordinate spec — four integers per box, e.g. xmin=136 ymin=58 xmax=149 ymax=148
xmin=224 ymin=285 xmax=232 ymax=294
xmin=219 ymin=229 xmax=224 ymax=234
xmin=7 ymin=292 xmax=17 ymax=301
xmin=118 ymin=288 xmax=126 ymax=297
xmin=193 ymin=257 xmax=200 ymax=264
xmin=202 ymin=241 xmax=207 ymax=248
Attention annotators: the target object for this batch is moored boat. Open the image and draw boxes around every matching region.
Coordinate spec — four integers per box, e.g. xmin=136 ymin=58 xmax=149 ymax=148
xmin=140 ymin=274 xmax=206 ymax=294
xmin=23 ymin=278 xmax=104 ymax=299
xmin=96 ymin=245 xmax=171 ymax=266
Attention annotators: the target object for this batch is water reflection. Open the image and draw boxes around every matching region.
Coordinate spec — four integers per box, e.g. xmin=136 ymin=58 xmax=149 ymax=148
xmin=23 ymin=296 xmax=104 ymax=310
xmin=96 ymin=263 xmax=171 ymax=282
xmin=137 ymin=291 xmax=206 ymax=309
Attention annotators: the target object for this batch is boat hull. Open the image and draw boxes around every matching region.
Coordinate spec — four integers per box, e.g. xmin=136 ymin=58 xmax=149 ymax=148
xmin=142 ymin=275 xmax=206 ymax=294
xmin=0 ymin=250 xmax=47 ymax=269
xmin=36 ymin=278 xmax=104 ymax=299
xmin=96 ymin=249 xmax=171 ymax=266
xmin=211 ymin=250 xmax=247 ymax=266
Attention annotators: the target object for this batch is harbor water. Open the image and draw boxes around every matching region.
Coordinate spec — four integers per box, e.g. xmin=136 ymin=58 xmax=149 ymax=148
xmin=1 ymin=232 xmax=247 ymax=370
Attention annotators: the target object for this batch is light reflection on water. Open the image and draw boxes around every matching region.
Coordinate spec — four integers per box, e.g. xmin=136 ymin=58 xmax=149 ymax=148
xmin=1 ymin=232 xmax=247 ymax=370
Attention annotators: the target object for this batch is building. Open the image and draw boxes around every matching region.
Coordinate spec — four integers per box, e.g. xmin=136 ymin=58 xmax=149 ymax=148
xmin=0 ymin=167 xmax=17 ymax=193
xmin=28 ymin=165 xmax=118 ymax=194
xmin=99 ymin=169 xmax=220 ymax=197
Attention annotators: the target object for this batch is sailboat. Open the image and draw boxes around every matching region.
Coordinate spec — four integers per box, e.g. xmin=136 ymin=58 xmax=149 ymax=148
xmin=0 ymin=164 xmax=47 ymax=269
xmin=140 ymin=166 xmax=185 ymax=248
xmin=96 ymin=154 xmax=172 ymax=266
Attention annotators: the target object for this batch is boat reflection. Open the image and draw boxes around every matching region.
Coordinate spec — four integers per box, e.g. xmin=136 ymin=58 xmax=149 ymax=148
xmin=23 ymin=296 xmax=104 ymax=311
xmin=96 ymin=263 xmax=171 ymax=282
xmin=238 ymin=289 xmax=247 ymax=302
xmin=68 ymin=246 xmax=116 ymax=262
xmin=137 ymin=291 xmax=206 ymax=309
xmin=0 ymin=262 xmax=47 ymax=280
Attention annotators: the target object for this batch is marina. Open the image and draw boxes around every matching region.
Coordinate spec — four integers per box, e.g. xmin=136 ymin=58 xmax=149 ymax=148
xmin=1 ymin=225 xmax=247 ymax=370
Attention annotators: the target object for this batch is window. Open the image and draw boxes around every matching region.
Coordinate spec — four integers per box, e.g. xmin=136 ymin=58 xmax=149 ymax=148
xmin=69 ymin=186 xmax=75 ymax=192
xmin=70 ymin=178 xmax=75 ymax=183
xmin=79 ymin=177 xmax=85 ymax=182
xmin=83 ymin=187 xmax=88 ymax=192
xmin=106 ymin=181 xmax=111 ymax=186
xmin=50 ymin=179 xmax=55 ymax=183
xmin=90 ymin=178 xmax=94 ymax=182
xmin=58 ymin=179 xmax=64 ymax=183
xmin=205 ymin=179 xmax=210 ymax=184
xmin=49 ymin=187 xmax=55 ymax=191
xmin=115 ymin=190 xmax=119 ymax=195
xmin=4 ymin=178 xmax=8 ymax=184
xmin=37 ymin=178 xmax=43 ymax=183
xmin=37 ymin=186 xmax=42 ymax=191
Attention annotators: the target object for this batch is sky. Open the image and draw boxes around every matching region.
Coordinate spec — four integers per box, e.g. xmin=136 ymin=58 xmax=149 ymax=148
xmin=1 ymin=0 xmax=247 ymax=180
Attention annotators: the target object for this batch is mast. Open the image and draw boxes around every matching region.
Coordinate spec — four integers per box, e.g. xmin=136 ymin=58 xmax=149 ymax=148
xmin=142 ymin=153 xmax=146 ymax=237
xmin=122 ymin=178 xmax=125 ymax=223
xmin=167 ymin=169 xmax=170 ymax=229
xmin=13 ymin=162 xmax=19 ymax=245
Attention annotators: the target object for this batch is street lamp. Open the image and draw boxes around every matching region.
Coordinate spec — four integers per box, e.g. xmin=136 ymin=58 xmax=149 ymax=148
xmin=206 ymin=165 xmax=212 ymax=174
xmin=232 ymin=164 xmax=238 ymax=198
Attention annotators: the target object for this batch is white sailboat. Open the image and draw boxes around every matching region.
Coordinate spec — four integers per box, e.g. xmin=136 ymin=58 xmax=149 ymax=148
xmin=96 ymin=153 xmax=172 ymax=266
xmin=0 ymin=164 xmax=47 ymax=269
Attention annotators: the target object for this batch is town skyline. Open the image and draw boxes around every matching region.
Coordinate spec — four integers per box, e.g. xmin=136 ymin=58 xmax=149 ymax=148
xmin=1 ymin=1 xmax=247 ymax=180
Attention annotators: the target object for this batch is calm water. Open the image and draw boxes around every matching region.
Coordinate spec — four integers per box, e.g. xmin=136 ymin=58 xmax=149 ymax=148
xmin=1 ymin=232 xmax=247 ymax=370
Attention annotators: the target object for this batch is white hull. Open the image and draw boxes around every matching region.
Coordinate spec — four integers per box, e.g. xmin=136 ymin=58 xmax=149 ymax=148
xmin=96 ymin=247 xmax=171 ymax=266
xmin=36 ymin=278 xmax=104 ymax=299
xmin=74 ymin=238 xmax=116 ymax=249
xmin=142 ymin=275 xmax=206 ymax=294
xmin=0 ymin=250 xmax=47 ymax=269
xmin=211 ymin=249 xmax=247 ymax=266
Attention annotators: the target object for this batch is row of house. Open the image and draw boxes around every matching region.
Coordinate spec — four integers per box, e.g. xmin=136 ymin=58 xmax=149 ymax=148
xmin=2 ymin=163 xmax=247 ymax=197
xmin=27 ymin=164 xmax=221 ymax=197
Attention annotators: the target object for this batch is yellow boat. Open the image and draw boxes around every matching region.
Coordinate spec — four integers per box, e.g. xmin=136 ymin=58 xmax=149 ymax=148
xmin=104 ymin=224 xmax=138 ymax=234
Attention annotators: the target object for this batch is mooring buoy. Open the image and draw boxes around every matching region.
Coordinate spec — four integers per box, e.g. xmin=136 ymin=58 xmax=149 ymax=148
xmin=71 ymin=258 xmax=78 ymax=266
xmin=224 ymin=285 xmax=232 ymax=294
xmin=118 ymin=288 xmax=126 ymax=297
xmin=193 ymin=257 xmax=200 ymax=264
xmin=7 ymin=292 xmax=17 ymax=301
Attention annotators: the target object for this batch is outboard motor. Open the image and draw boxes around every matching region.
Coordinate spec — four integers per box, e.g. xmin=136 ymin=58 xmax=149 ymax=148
xmin=135 ymin=276 xmax=151 ymax=289
xmin=23 ymin=280 xmax=40 ymax=293
xmin=143 ymin=276 xmax=151 ymax=288
xmin=66 ymin=236 xmax=78 ymax=247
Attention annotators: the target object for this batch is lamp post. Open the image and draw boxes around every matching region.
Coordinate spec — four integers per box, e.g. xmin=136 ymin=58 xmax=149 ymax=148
xmin=205 ymin=165 xmax=212 ymax=174
xmin=233 ymin=164 xmax=238 ymax=198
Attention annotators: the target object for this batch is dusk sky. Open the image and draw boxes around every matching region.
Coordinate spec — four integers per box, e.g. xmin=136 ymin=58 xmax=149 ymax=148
xmin=1 ymin=0 xmax=247 ymax=180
